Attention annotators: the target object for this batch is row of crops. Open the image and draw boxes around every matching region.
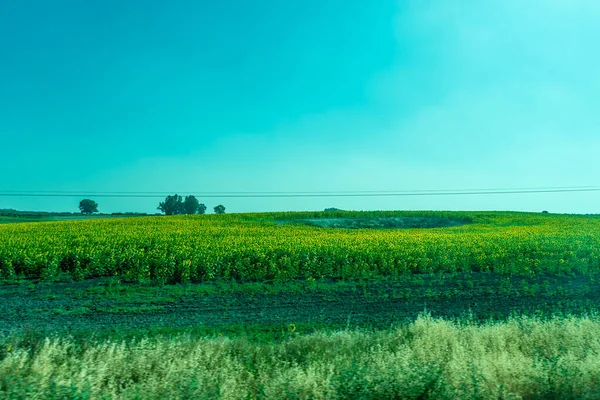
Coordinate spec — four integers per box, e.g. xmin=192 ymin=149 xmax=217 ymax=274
xmin=1 ymin=211 xmax=600 ymax=283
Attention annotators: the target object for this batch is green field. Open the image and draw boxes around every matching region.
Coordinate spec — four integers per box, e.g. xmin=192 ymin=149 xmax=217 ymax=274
xmin=2 ymin=210 xmax=600 ymax=283
xmin=1 ymin=210 xmax=600 ymax=398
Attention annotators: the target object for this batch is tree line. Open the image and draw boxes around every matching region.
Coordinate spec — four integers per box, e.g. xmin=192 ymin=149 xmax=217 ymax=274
xmin=78 ymin=195 xmax=225 ymax=215
xmin=157 ymin=195 xmax=225 ymax=215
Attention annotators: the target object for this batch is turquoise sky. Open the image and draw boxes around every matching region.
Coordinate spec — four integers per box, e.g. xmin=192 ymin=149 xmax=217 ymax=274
xmin=2 ymin=0 xmax=599 ymax=213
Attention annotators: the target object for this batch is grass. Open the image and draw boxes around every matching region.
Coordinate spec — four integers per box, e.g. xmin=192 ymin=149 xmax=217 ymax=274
xmin=4 ymin=272 xmax=600 ymax=337
xmin=3 ymin=271 xmax=600 ymax=337
xmin=2 ymin=314 xmax=600 ymax=399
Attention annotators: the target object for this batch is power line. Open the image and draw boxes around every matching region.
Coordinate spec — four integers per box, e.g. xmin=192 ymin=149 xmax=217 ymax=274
xmin=1 ymin=187 xmax=600 ymax=198
xmin=1 ymin=185 xmax=599 ymax=195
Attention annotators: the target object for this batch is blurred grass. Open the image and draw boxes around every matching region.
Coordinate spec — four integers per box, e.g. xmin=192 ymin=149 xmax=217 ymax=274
xmin=2 ymin=314 xmax=600 ymax=399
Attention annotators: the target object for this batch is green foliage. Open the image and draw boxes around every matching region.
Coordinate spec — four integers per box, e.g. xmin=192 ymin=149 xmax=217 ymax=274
xmin=157 ymin=194 xmax=183 ymax=215
xmin=159 ymin=195 xmax=208 ymax=216
xmin=213 ymin=204 xmax=226 ymax=214
xmin=182 ymin=195 xmax=200 ymax=215
xmin=78 ymin=199 xmax=98 ymax=214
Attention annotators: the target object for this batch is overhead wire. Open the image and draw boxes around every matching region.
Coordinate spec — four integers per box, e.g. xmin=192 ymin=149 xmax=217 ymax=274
xmin=1 ymin=186 xmax=600 ymax=198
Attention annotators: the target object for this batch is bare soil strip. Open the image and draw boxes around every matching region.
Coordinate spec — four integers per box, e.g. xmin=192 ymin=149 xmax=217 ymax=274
xmin=2 ymin=273 xmax=598 ymax=336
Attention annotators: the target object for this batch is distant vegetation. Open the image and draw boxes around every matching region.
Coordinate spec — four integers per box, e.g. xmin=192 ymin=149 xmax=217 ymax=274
xmin=0 ymin=209 xmax=151 ymax=224
xmin=78 ymin=199 xmax=98 ymax=214
xmin=0 ymin=209 xmax=76 ymax=218
xmin=156 ymin=194 xmax=222 ymax=215
xmin=293 ymin=216 xmax=470 ymax=229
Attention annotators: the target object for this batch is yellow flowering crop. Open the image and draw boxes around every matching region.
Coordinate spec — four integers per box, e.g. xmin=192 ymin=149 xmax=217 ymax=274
xmin=0 ymin=211 xmax=599 ymax=283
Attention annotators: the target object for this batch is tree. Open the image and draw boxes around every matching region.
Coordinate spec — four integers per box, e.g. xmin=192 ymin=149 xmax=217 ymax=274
xmin=213 ymin=204 xmax=226 ymax=214
xmin=198 ymin=203 xmax=207 ymax=215
xmin=183 ymin=195 xmax=200 ymax=215
xmin=79 ymin=199 xmax=98 ymax=214
xmin=157 ymin=194 xmax=184 ymax=215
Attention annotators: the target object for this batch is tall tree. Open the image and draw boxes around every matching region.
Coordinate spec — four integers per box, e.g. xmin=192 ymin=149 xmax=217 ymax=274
xmin=79 ymin=199 xmax=98 ymax=214
xmin=198 ymin=203 xmax=207 ymax=215
xmin=157 ymin=194 xmax=184 ymax=215
xmin=183 ymin=195 xmax=200 ymax=215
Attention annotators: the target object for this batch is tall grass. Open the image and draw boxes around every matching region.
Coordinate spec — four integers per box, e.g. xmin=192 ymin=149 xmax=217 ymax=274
xmin=2 ymin=314 xmax=600 ymax=399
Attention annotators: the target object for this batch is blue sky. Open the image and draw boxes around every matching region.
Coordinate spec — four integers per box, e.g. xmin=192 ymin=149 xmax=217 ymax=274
xmin=1 ymin=0 xmax=599 ymax=213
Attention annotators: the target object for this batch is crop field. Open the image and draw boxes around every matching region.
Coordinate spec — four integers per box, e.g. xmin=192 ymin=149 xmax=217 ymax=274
xmin=2 ymin=210 xmax=600 ymax=283
xmin=2 ymin=210 xmax=600 ymax=399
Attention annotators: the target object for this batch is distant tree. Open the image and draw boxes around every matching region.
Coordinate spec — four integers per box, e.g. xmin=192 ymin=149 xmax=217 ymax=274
xmin=183 ymin=195 xmax=200 ymax=215
xmin=157 ymin=194 xmax=184 ymax=215
xmin=79 ymin=199 xmax=98 ymax=215
xmin=198 ymin=203 xmax=207 ymax=215
xmin=213 ymin=204 xmax=226 ymax=214
xmin=324 ymin=207 xmax=343 ymax=212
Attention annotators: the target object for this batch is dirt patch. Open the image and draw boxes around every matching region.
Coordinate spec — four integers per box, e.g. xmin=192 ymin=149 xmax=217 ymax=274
xmin=1 ymin=273 xmax=598 ymax=336
xmin=283 ymin=216 xmax=470 ymax=229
